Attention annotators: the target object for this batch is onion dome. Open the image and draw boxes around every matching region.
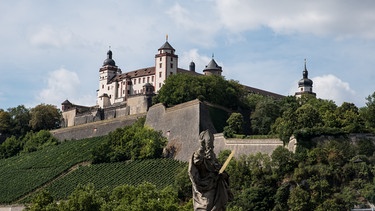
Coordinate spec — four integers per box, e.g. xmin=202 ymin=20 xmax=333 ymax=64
xmin=298 ymin=60 xmax=313 ymax=87
xmin=103 ymin=50 xmax=116 ymax=66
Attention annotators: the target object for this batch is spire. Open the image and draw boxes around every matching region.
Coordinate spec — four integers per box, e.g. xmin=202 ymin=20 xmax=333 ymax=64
xmin=303 ymin=59 xmax=308 ymax=79
xmin=166 ymin=34 xmax=168 ymax=42
xmin=212 ymin=53 xmax=214 ymax=59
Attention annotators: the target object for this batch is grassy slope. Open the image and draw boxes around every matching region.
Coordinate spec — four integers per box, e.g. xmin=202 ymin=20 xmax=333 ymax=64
xmin=0 ymin=137 xmax=102 ymax=204
xmin=0 ymin=136 xmax=186 ymax=204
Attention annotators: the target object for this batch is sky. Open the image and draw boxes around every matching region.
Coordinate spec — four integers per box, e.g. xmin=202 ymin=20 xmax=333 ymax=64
xmin=1 ymin=0 xmax=375 ymax=110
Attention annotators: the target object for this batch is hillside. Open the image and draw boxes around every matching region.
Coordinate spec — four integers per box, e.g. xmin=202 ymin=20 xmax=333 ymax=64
xmin=0 ymin=137 xmax=186 ymax=204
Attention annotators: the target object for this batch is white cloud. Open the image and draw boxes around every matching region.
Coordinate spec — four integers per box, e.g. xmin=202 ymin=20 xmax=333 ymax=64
xmin=37 ymin=68 xmax=95 ymax=107
xmin=216 ymin=0 xmax=375 ymax=39
xmin=180 ymin=49 xmax=212 ymax=71
xmin=30 ymin=26 xmax=73 ymax=48
xmin=312 ymin=74 xmax=357 ymax=105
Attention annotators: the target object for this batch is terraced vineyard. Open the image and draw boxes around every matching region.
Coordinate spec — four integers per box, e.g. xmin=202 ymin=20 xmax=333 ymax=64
xmin=0 ymin=137 xmax=103 ymax=204
xmin=42 ymin=159 xmax=187 ymax=200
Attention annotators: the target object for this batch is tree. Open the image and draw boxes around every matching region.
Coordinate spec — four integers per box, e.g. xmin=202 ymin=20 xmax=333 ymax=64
xmin=251 ymin=98 xmax=280 ymax=135
xmin=223 ymin=112 xmax=244 ymax=137
xmin=25 ymin=190 xmax=55 ymax=211
xmin=361 ymin=92 xmax=375 ymax=130
xmin=271 ymin=108 xmax=297 ymax=144
xmin=29 ymin=104 xmax=61 ymax=131
xmin=22 ymin=130 xmax=58 ymax=153
xmin=0 ymin=136 xmax=22 ymax=159
xmin=295 ymin=104 xmax=323 ymax=128
xmin=8 ymin=105 xmax=31 ymax=136
xmin=0 ymin=109 xmax=11 ymax=136
xmin=155 ymin=74 xmax=246 ymax=109
xmin=287 ymin=186 xmax=310 ymax=211
xmin=91 ymin=117 xmax=167 ymax=163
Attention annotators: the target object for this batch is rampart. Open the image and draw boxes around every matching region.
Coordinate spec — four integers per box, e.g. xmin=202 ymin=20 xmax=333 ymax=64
xmin=145 ymin=99 xmax=288 ymax=161
xmin=51 ymin=113 xmax=145 ymax=141
xmin=53 ymin=99 xmax=291 ymax=161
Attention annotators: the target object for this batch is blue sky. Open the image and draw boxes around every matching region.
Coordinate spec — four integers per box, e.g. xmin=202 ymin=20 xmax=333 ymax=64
xmin=1 ymin=0 xmax=375 ymax=110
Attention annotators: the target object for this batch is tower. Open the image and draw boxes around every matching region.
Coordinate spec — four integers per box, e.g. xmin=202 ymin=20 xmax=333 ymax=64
xmin=295 ymin=59 xmax=316 ymax=98
xmin=203 ymin=54 xmax=222 ymax=76
xmin=97 ymin=49 xmax=121 ymax=108
xmin=154 ymin=36 xmax=178 ymax=93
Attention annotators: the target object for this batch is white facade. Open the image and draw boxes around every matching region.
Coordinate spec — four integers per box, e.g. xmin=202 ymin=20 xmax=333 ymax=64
xmin=96 ymin=40 xmax=179 ymax=108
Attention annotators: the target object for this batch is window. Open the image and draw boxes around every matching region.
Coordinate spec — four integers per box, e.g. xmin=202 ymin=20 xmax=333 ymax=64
xmin=108 ymin=86 xmax=110 ymax=90
xmin=102 ymin=84 xmax=104 ymax=89
xmin=159 ymin=72 xmax=162 ymax=78
xmin=147 ymin=77 xmax=150 ymax=83
xmin=127 ymin=90 xmax=130 ymax=94
xmin=138 ymin=78 xmax=141 ymax=83
xmin=152 ymin=76 xmax=154 ymax=82
xmin=171 ymin=57 xmax=173 ymax=61
xmin=170 ymin=63 xmax=173 ymax=68
xmin=170 ymin=72 xmax=173 ymax=75
xmin=159 ymin=83 xmax=161 ymax=88
xmin=134 ymin=79 xmax=136 ymax=85
xmin=159 ymin=57 xmax=162 ymax=61
xmin=143 ymin=77 xmax=145 ymax=83
xmin=159 ymin=63 xmax=162 ymax=68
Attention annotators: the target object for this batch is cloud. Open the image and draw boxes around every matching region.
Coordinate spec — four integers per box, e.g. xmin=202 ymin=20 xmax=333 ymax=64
xmin=216 ymin=0 xmax=375 ymax=39
xmin=180 ymin=49 xmax=212 ymax=71
xmin=30 ymin=26 xmax=73 ymax=48
xmin=312 ymin=74 xmax=357 ymax=105
xmin=37 ymin=68 xmax=95 ymax=107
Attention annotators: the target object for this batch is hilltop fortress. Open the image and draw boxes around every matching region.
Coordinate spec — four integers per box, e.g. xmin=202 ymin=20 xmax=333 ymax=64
xmin=60 ymin=38 xmax=296 ymax=127
xmin=57 ymin=38 xmax=316 ymax=161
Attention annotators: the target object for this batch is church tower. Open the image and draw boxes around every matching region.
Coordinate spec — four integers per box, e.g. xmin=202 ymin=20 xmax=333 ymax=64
xmin=154 ymin=35 xmax=178 ymax=93
xmin=97 ymin=49 xmax=122 ymax=108
xmin=203 ymin=54 xmax=222 ymax=76
xmin=295 ymin=59 xmax=316 ymax=98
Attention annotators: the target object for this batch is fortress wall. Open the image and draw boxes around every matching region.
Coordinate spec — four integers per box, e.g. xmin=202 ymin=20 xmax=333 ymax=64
xmin=146 ymin=99 xmax=286 ymax=161
xmin=52 ymin=114 xmax=145 ymax=141
xmin=128 ymin=95 xmax=149 ymax=115
xmin=145 ymin=100 xmax=202 ymax=161
xmin=61 ymin=109 xmax=76 ymax=127
xmin=116 ymin=107 xmax=129 ymax=117
xmin=213 ymin=134 xmax=285 ymax=158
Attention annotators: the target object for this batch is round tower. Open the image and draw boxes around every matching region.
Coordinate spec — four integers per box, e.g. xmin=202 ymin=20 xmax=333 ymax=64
xmin=203 ymin=54 xmax=222 ymax=76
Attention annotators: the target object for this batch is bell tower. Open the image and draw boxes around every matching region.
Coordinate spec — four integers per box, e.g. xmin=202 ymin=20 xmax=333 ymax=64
xmin=295 ymin=59 xmax=316 ymax=98
xmin=154 ymin=35 xmax=178 ymax=93
xmin=97 ymin=49 xmax=121 ymax=108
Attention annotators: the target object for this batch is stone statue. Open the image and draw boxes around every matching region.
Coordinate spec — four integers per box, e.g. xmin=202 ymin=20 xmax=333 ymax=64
xmin=188 ymin=130 xmax=233 ymax=211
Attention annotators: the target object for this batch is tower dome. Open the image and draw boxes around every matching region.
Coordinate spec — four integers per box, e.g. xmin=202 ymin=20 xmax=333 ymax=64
xmin=189 ymin=61 xmax=195 ymax=72
xmin=295 ymin=59 xmax=316 ymax=98
xmin=103 ymin=50 xmax=116 ymax=66
xmin=298 ymin=62 xmax=313 ymax=86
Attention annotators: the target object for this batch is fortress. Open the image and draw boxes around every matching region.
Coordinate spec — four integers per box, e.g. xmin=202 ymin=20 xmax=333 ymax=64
xmin=57 ymin=38 xmax=316 ymax=161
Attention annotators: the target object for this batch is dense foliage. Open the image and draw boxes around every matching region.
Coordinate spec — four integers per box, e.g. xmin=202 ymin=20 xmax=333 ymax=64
xmin=25 ymin=138 xmax=375 ymax=210
xmin=26 ymin=183 xmax=192 ymax=211
xmin=0 ymin=104 xmax=61 ymax=142
xmin=0 ymin=130 xmax=58 ymax=159
xmin=153 ymin=74 xmax=246 ymax=109
xmin=91 ymin=117 xmax=167 ymax=163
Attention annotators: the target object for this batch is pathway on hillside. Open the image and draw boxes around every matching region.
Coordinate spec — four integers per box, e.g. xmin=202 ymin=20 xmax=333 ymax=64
xmin=15 ymin=161 xmax=91 ymax=203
